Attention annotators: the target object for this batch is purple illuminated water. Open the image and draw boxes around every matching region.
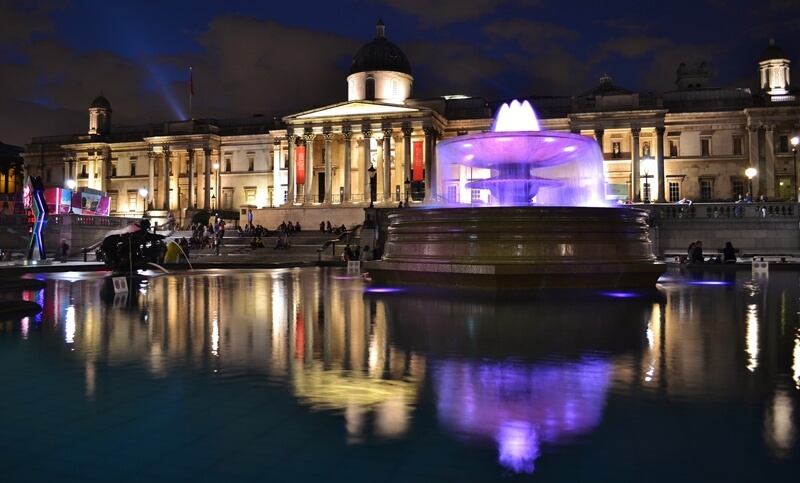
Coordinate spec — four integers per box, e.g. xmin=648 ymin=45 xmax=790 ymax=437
xmin=437 ymin=100 xmax=608 ymax=207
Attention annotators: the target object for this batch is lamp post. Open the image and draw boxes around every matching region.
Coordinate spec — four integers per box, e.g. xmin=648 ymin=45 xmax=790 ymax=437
xmin=404 ymin=177 xmax=410 ymax=205
xmin=792 ymin=136 xmax=799 ymax=202
xmin=211 ymin=194 xmax=216 ymax=210
xmin=745 ymin=167 xmax=758 ymax=199
xmin=642 ymin=170 xmax=652 ymax=204
xmin=66 ymin=179 xmax=76 ymax=213
xmin=368 ymin=164 xmax=377 ymax=208
xmin=138 ymin=187 xmax=148 ymax=215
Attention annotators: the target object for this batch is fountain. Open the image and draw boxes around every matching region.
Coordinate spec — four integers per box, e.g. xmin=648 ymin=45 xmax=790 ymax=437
xmin=364 ymin=100 xmax=666 ymax=290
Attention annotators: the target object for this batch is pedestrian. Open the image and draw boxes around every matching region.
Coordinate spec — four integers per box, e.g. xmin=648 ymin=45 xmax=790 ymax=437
xmin=60 ymin=238 xmax=69 ymax=263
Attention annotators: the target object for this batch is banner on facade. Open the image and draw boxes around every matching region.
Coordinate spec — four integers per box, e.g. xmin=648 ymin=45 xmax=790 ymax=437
xmin=296 ymin=146 xmax=306 ymax=185
xmin=412 ymin=141 xmax=423 ymax=181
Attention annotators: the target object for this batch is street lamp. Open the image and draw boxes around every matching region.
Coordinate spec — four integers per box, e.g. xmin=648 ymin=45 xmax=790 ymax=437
xmin=792 ymin=136 xmax=799 ymax=202
xmin=368 ymin=164 xmax=377 ymax=208
xmin=211 ymin=194 xmax=216 ymax=210
xmin=138 ymin=187 xmax=148 ymax=215
xmin=642 ymin=170 xmax=653 ymax=203
xmin=404 ymin=177 xmax=410 ymax=205
xmin=65 ymin=179 xmax=76 ymax=213
xmin=745 ymin=167 xmax=758 ymax=199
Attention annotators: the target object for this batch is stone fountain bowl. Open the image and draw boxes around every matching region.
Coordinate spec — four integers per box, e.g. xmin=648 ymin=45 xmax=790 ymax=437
xmin=437 ymin=131 xmax=602 ymax=169
xmin=364 ymin=206 xmax=666 ymax=290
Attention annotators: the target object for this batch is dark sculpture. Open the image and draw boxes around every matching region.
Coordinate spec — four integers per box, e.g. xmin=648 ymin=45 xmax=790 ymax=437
xmin=96 ymin=218 xmax=165 ymax=274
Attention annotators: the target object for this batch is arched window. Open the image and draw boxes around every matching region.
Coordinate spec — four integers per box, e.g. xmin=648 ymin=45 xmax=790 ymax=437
xmin=365 ymin=77 xmax=375 ymax=100
xmin=392 ymin=78 xmax=398 ymax=97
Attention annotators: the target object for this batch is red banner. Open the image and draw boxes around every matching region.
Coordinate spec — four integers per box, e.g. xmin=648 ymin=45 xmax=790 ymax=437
xmin=295 ymin=146 xmax=306 ymax=185
xmin=412 ymin=141 xmax=423 ymax=181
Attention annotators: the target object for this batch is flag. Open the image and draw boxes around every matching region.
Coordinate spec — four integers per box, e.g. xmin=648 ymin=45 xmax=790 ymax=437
xmin=190 ymin=68 xmax=194 ymax=96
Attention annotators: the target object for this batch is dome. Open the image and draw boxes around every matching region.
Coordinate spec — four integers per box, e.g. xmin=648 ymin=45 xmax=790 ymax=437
xmin=349 ymin=20 xmax=412 ymax=76
xmin=90 ymin=94 xmax=111 ymax=110
xmin=760 ymin=39 xmax=787 ymax=62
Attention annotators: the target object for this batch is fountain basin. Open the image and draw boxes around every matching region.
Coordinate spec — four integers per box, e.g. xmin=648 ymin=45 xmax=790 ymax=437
xmin=364 ymin=206 xmax=666 ymax=290
xmin=437 ymin=130 xmax=607 ymax=207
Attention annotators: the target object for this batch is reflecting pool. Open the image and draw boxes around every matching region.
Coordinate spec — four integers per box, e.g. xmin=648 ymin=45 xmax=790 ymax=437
xmin=1 ymin=267 xmax=799 ymax=481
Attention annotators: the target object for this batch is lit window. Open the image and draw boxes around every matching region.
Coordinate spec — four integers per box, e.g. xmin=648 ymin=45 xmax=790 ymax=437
xmin=669 ymin=181 xmax=680 ymax=202
xmin=700 ymin=179 xmax=713 ymax=200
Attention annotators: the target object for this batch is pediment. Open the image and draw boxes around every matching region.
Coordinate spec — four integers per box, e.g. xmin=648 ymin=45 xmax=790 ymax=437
xmin=285 ymin=101 xmax=421 ymax=121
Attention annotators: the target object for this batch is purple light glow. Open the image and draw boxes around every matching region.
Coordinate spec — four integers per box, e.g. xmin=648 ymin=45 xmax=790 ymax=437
xmin=602 ymin=291 xmax=640 ymax=298
xmin=364 ymin=286 xmax=405 ymax=293
xmin=437 ymin=100 xmax=608 ymax=207
xmin=687 ymin=280 xmax=732 ymax=286
xmin=433 ymin=357 xmax=611 ymax=474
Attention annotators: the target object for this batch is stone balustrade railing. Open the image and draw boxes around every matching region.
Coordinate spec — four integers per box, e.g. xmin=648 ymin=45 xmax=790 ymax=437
xmin=638 ymin=202 xmax=797 ymax=220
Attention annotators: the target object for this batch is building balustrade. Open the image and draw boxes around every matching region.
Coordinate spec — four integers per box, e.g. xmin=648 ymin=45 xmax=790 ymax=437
xmin=645 ymin=202 xmax=797 ymax=220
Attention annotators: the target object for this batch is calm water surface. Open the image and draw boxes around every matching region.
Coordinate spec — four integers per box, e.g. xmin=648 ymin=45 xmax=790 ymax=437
xmin=1 ymin=266 xmax=799 ymax=482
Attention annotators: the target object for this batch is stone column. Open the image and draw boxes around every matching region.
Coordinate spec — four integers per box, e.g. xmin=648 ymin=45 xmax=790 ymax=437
xmin=287 ymin=134 xmax=296 ymax=204
xmin=148 ymin=146 xmax=155 ymax=209
xmin=747 ymin=125 xmax=759 ymax=194
xmin=324 ymin=131 xmax=333 ymax=203
xmin=95 ymin=151 xmax=106 ymax=193
xmin=343 ymin=130 xmax=352 ymax=202
xmin=63 ymin=153 xmax=74 ymax=186
xmin=362 ymin=129 xmax=372 ymax=203
xmin=203 ymin=148 xmax=212 ymax=210
xmin=594 ymin=128 xmax=605 ymax=156
xmin=631 ymin=127 xmax=641 ymax=202
xmin=763 ymin=125 xmax=774 ymax=198
xmin=187 ymin=149 xmax=195 ymax=210
xmin=383 ymin=128 xmax=392 ymax=202
xmin=423 ymin=126 xmax=436 ymax=203
xmin=163 ymin=148 xmax=171 ymax=210
xmin=304 ymin=132 xmax=315 ymax=204
xmin=656 ymin=127 xmax=666 ymax=203
xmin=402 ymin=127 xmax=412 ymax=185
xmin=273 ymin=138 xmax=281 ymax=207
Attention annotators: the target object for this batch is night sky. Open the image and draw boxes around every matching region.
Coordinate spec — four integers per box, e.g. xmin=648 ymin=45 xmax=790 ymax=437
xmin=1 ymin=0 xmax=798 ymax=146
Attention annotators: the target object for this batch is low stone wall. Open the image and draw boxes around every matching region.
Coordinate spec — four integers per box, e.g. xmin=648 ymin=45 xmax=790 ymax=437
xmin=0 ymin=214 xmax=139 ymax=260
xmin=248 ymin=206 xmax=365 ymax=233
xmin=640 ymin=202 xmax=800 ymax=258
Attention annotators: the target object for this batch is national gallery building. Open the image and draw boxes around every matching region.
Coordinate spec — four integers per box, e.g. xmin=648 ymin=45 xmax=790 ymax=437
xmin=22 ymin=21 xmax=800 ymax=227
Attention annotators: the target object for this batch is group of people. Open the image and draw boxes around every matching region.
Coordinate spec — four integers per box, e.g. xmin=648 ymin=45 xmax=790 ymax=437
xmin=278 ymin=221 xmax=301 ymax=233
xmin=320 ymin=220 xmax=348 ymax=235
xmin=239 ymin=223 xmax=270 ymax=238
xmin=734 ymin=192 xmax=768 ymax=203
xmin=687 ymin=240 xmax=737 ymax=264
xmin=187 ymin=219 xmax=226 ymax=253
xmin=340 ymin=244 xmax=381 ymax=262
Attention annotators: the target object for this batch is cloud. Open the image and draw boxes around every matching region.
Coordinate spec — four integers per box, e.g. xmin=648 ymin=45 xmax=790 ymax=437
xmin=0 ymin=0 xmax=58 ymax=46
xmin=189 ymin=15 xmax=358 ymax=118
xmin=373 ymin=0 xmax=541 ymax=26
xmin=592 ymin=36 xmax=673 ymax=62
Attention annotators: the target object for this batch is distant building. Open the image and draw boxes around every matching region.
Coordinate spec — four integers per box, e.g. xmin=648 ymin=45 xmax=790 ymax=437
xmin=0 ymin=140 xmax=24 ymax=196
xmin=22 ymin=25 xmax=800 ymax=226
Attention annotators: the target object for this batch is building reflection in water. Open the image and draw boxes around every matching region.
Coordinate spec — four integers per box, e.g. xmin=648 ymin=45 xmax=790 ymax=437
xmin=12 ymin=268 xmax=800 ymax=475
xmin=32 ymin=269 xmax=426 ymax=443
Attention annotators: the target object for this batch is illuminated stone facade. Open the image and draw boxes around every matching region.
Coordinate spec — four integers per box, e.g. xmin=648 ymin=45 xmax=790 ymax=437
xmin=21 ymin=26 xmax=800 ymax=227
